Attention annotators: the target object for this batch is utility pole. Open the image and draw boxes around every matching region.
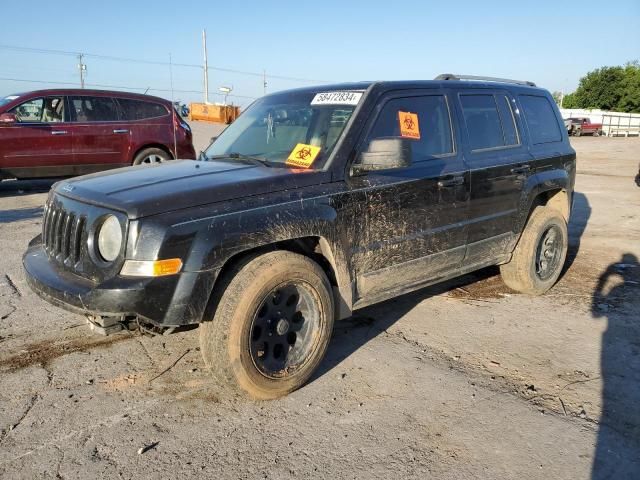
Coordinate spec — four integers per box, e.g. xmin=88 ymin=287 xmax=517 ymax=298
xmin=263 ymin=69 xmax=267 ymax=96
xmin=202 ymin=29 xmax=210 ymax=104
xmin=77 ymin=53 xmax=86 ymax=88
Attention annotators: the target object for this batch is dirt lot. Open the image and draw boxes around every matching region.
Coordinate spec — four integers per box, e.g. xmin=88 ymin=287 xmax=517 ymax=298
xmin=0 ymin=136 xmax=638 ymax=479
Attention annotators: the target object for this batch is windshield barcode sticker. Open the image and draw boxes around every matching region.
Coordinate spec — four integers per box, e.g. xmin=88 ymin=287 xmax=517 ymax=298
xmin=311 ymin=91 xmax=363 ymax=106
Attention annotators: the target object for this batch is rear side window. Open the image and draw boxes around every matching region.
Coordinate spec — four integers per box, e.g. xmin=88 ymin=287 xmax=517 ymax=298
xmin=460 ymin=94 xmax=521 ymax=150
xmin=496 ymin=95 xmax=519 ymax=146
xmin=117 ymin=99 xmax=168 ymax=121
xmin=366 ymin=95 xmax=454 ymax=160
xmin=69 ymin=96 xmax=119 ymax=122
xmin=519 ymin=95 xmax=562 ymax=144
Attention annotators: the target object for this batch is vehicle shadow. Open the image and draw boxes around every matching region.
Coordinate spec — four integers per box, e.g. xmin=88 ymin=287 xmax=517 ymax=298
xmin=0 ymin=178 xmax=57 ymax=198
xmin=590 ymin=253 xmax=640 ymax=479
xmin=565 ymin=191 xmax=591 ymax=271
xmin=0 ymin=206 xmax=44 ymax=224
xmin=314 ymin=267 xmax=498 ymax=382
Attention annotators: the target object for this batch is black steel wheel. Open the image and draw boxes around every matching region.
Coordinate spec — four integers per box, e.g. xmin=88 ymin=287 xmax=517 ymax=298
xmin=500 ymin=206 xmax=568 ymax=295
xmin=199 ymin=251 xmax=334 ymax=399
xmin=535 ymin=225 xmax=564 ymax=281
xmin=249 ymin=281 xmax=322 ymax=378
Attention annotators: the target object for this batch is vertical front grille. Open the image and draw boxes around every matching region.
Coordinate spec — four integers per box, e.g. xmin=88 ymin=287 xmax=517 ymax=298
xmin=42 ymin=203 xmax=86 ymax=265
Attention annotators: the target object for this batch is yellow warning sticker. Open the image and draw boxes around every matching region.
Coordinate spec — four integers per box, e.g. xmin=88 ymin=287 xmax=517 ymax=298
xmin=398 ymin=111 xmax=421 ymax=139
xmin=286 ymin=143 xmax=321 ymax=168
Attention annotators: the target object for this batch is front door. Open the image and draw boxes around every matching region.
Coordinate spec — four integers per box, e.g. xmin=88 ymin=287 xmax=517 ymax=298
xmin=0 ymin=96 xmax=73 ymax=178
xmin=67 ymin=95 xmax=131 ymax=172
xmin=347 ymin=91 xmax=469 ymax=304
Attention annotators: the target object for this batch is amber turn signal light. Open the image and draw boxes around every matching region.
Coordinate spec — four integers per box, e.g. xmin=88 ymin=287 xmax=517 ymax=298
xmin=120 ymin=258 xmax=183 ymax=277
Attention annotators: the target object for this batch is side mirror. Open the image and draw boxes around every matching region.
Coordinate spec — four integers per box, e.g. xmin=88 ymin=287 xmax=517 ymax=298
xmin=353 ymin=137 xmax=412 ymax=173
xmin=0 ymin=112 xmax=17 ymax=124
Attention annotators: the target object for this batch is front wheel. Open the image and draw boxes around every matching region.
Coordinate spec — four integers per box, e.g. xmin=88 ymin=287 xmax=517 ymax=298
xmin=500 ymin=206 xmax=568 ymax=295
xmin=199 ymin=251 xmax=334 ymax=399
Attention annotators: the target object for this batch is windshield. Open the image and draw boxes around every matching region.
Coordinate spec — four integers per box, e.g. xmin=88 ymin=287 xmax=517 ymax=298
xmin=203 ymin=90 xmax=362 ymax=169
xmin=0 ymin=95 xmax=20 ymax=108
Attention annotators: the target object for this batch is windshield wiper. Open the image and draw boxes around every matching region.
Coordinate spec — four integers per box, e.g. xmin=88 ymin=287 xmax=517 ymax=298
xmin=208 ymin=152 xmax=275 ymax=167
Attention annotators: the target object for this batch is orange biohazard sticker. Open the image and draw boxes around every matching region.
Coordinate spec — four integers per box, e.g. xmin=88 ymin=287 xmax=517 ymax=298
xmin=398 ymin=111 xmax=421 ymax=139
xmin=286 ymin=143 xmax=321 ymax=168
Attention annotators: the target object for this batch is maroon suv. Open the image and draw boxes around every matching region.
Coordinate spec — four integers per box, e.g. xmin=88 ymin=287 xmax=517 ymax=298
xmin=0 ymin=89 xmax=195 ymax=179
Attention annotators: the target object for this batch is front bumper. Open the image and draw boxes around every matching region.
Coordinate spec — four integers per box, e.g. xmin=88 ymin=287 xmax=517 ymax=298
xmin=23 ymin=241 xmax=218 ymax=326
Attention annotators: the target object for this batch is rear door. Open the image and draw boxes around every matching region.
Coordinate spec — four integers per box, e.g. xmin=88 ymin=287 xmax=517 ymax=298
xmin=348 ymin=90 xmax=470 ymax=302
xmin=1 ymin=95 xmax=73 ymax=178
xmin=454 ymin=89 xmax=533 ymax=265
xmin=116 ymin=98 xmax=173 ymax=157
xmin=68 ymin=95 xmax=131 ymax=171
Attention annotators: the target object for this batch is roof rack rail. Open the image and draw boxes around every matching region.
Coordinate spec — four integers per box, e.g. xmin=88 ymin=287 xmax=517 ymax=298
xmin=435 ymin=74 xmax=536 ymax=87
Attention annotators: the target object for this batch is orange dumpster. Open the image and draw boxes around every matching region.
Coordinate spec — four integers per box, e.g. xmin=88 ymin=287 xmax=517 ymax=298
xmin=189 ymin=103 xmax=240 ymax=124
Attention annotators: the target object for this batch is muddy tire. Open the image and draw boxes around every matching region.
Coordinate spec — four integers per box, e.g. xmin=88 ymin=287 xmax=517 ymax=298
xmin=199 ymin=251 xmax=334 ymax=400
xmin=500 ymin=206 xmax=568 ymax=295
xmin=132 ymin=147 xmax=171 ymax=165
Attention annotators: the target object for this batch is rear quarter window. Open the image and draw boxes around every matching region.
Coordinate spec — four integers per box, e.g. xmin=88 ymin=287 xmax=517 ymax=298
xmin=519 ymin=95 xmax=562 ymax=144
xmin=117 ymin=98 xmax=169 ymax=121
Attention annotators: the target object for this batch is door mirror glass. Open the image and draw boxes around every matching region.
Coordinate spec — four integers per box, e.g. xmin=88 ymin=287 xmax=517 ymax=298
xmin=0 ymin=112 xmax=17 ymax=124
xmin=353 ymin=137 xmax=412 ymax=173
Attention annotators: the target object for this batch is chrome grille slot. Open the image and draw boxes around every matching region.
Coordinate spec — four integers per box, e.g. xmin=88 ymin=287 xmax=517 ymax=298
xmin=42 ymin=202 xmax=86 ymax=265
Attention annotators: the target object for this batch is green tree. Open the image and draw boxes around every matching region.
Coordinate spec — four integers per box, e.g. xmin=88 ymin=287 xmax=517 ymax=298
xmin=565 ymin=61 xmax=640 ymax=113
xmin=562 ymin=92 xmax=578 ymax=109
xmin=617 ymin=61 xmax=640 ymax=113
xmin=573 ymin=66 xmax=625 ymax=110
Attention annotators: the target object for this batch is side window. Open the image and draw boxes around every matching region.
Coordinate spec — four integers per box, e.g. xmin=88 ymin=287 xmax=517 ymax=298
xmin=11 ymin=97 xmax=64 ymax=123
xmin=496 ymin=95 xmax=520 ymax=146
xmin=117 ymin=99 xmax=168 ymax=121
xmin=365 ymin=95 xmax=454 ymax=161
xmin=460 ymin=95 xmax=505 ymax=150
xmin=519 ymin=95 xmax=562 ymax=144
xmin=69 ymin=96 xmax=119 ymax=122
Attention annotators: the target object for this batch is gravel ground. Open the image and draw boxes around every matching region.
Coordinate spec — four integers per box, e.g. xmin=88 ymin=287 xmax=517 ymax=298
xmin=0 ymin=136 xmax=638 ymax=479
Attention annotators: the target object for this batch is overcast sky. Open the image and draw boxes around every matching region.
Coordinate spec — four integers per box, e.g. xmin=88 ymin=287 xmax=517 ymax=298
xmin=1 ymin=0 xmax=638 ymax=106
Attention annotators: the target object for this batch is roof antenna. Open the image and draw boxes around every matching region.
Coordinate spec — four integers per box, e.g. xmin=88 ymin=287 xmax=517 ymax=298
xmin=144 ymin=87 xmax=150 ymax=95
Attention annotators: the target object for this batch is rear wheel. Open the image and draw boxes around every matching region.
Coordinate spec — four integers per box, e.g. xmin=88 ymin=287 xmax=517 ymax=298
xmin=500 ymin=206 xmax=568 ymax=295
xmin=132 ymin=147 xmax=171 ymax=165
xmin=199 ymin=251 xmax=334 ymax=399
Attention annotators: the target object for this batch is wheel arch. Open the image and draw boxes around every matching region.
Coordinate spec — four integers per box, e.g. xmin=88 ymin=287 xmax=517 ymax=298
xmin=202 ymin=235 xmax=353 ymax=326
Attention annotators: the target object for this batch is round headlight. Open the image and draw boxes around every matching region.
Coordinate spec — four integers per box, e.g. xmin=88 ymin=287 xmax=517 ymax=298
xmin=97 ymin=215 xmax=122 ymax=262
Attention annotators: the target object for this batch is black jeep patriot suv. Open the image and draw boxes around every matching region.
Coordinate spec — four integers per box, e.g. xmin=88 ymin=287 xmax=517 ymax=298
xmin=24 ymin=75 xmax=576 ymax=399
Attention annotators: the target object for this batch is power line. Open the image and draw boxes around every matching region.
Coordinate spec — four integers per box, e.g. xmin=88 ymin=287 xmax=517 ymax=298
xmin=0 ymin=76 xmax=257 ymax=100
xmin=0 ymin=44 xmax=333 ymax=84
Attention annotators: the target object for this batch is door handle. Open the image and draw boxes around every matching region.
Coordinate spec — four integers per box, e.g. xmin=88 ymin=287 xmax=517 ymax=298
xmin=51 ymin=130 xmax=67 ymax=135
xmin=510 ymin=165 xmax=531 ymax=175
xmin=113 ymin=129 xmax=129 ymax=134
xmin=437 ymin=176 xmax=465 ymax=188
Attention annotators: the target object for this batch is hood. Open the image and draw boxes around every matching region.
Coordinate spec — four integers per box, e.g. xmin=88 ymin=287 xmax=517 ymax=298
xmin=54 ymin=160 xmax=328 ymax=219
